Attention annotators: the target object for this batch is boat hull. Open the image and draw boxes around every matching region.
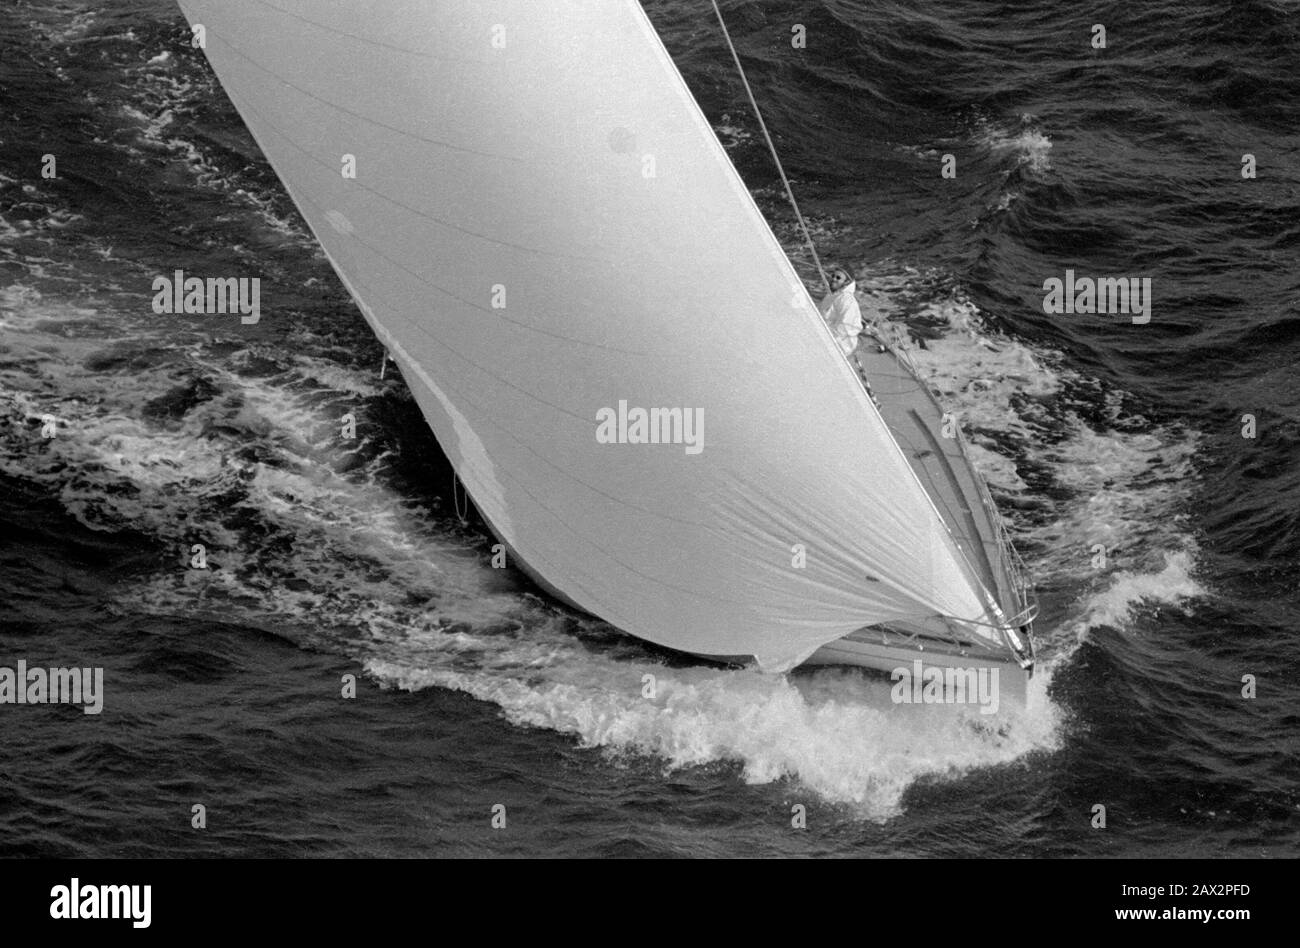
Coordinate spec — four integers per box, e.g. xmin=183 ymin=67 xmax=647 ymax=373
xmin=693 ymin=621 xmax=1029 ymax=704
xmin=801 ymin=625 xmax=1030 ymax=706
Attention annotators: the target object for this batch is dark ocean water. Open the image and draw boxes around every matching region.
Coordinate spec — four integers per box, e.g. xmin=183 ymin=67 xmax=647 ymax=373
xmin=1 ymin=0 xmax=1297 ymax=857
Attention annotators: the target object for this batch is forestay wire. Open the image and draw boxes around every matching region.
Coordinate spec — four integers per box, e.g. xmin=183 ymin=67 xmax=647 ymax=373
xmin=709 ymin=0 xmax=830 ymax=293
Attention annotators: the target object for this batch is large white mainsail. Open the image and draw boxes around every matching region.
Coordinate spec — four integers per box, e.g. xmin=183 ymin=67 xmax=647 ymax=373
xmin=178 ymin=0 xmax=1005 ymax=671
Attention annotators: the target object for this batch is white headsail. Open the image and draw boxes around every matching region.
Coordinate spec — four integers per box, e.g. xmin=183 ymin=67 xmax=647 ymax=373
xmin=179 ymin=0 xmax=1003 ymax=670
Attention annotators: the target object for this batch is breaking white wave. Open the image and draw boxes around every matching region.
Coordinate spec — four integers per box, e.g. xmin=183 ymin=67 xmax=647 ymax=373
xmin=967 ymin=113 xmax=1053 ymax=214
xmin=976 ymin=113 xmax=1053 ymax=176
xmin=1068 ymin=548 xmax=1203 ymax=636
xmin=368 ymin=648 xmax=1063 ymax=820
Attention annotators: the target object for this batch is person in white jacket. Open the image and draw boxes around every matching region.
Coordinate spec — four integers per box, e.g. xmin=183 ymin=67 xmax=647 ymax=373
xmin=818 ymin=264 xmax=881 ymax=406
xmin=817 ymin=265 xmax=864 ymax=357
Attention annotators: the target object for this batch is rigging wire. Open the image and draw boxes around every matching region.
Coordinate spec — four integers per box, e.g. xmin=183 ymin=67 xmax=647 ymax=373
xmin=709 ymin=0 xmax=829 ymax=293
xmin=452 ymin=473 xmax=469 ymax=523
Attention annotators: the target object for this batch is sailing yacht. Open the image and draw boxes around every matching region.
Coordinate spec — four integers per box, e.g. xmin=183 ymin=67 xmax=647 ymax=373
xmin=178 ymin=0 xmax=1036 ymax=696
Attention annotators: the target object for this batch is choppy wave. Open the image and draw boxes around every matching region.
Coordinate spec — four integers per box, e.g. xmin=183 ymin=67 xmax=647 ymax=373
xmin=976 ymin=116 xmax=1053 ymax=177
